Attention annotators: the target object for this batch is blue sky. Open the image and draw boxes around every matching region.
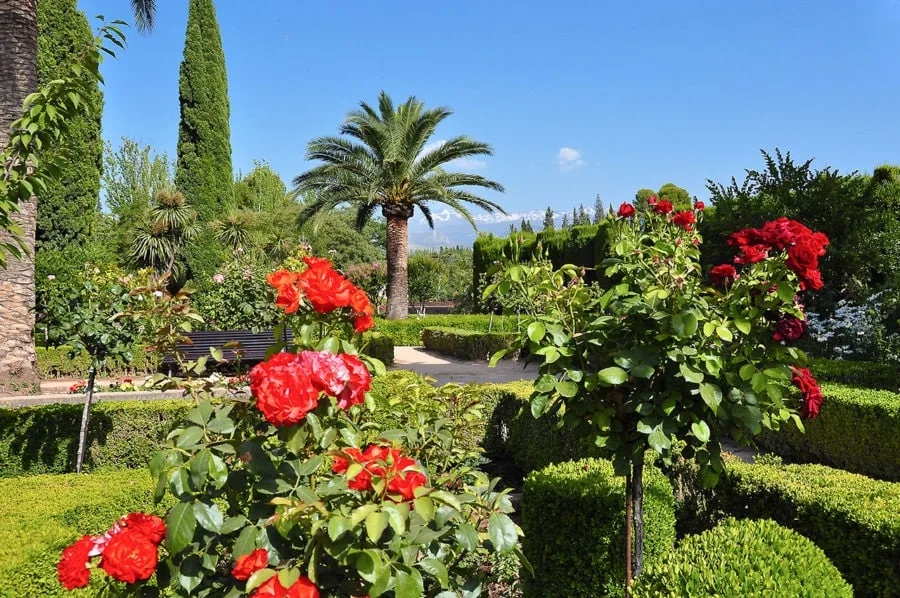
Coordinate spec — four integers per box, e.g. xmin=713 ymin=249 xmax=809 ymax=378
xmin=78 ymin=0 xmax=900 ymax=246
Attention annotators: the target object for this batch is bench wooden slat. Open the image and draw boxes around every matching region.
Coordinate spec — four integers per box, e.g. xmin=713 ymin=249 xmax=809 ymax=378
xmin=161 ymin=329 xmax=292 ymax=365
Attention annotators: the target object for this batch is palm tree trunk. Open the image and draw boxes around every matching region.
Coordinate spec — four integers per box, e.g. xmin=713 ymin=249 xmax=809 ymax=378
xmin=383 ymin=205 xmax=412 ymax=320
xmin=0 ymin=0 xmax=40 ymax=395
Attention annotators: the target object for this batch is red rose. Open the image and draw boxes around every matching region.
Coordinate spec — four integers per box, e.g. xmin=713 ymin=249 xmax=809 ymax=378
xmin=267 ymin=270 xmax=302 ymax=314
xmin=251 ymin=574 xmax=319 ymax=598
xmin=617 ymin=203 xmax=635 ymax=218
xmin=250 ymin=353 xmax=321 ymax=426
xmin=791 ymin=366 xmax=823 ymax=419
xmin=118 ymin=513 xmax=166 ymax=545
xmin=773 ymin=315 xmax=806 ymax=343
xmin=648 ymin=195 xmax=658 ymax=206
xmin=302 ymin=256 xmax=333 ymax=269
xmin=727 ymin=227 xmax=764 ymax=248
xmin=332 ymin=447 xmax=372 ymax=490
xmin=734 ymin=244 xmax=769 ymax=265
xmin=99 ymin=530 xmax=158 ymax=584
xmin=709 ymin=264 xmax=738 ymax=286
xmin=671 ymin=210 xmax=695 ymax=231
xmin=350 ymin=288 xmax=373 ymax=316
xmin=387 ymin=456 xmax=428 ymax=501
xmin=58 ymin=535 xmax=93 ymax=590
xmin=354 ymin=314 xmax=375 ymax=333
xmin=299 ymin=260 xmax=355 ymax=313
xmin=653 ymin=199 xmax=673 ymax=214
xmin=337 ymin=353 xmax=371 ymax=409
xmin=232 ymin=549 xmax=268 ymax=581
xmin=695 ymin=201 xmax=705 ymax=210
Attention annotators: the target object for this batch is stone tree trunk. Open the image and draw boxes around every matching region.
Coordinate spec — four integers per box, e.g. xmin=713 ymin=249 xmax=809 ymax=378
xmin=383 ymin=203 xmax=413 ymax=320
xmin=0 ymin=0 xmax=40 ymax=395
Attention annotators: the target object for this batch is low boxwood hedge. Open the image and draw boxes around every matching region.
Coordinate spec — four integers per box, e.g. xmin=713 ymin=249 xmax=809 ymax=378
xmin=373 ymin=314 xmax=511 ymax=346
xmin=760 ymin=382 xmax=900 ymax=481
xmin=809 ymin=357 xmax=898 ymax=391
xmin=632 ymin=518 xmax=852 ymax=597
xmin=522 ymin=457 xmax=675 ymax=598
xmin=421 ymin=326 xmax=519 ymax=361
xmin=0 ymin=468 xmax=170 ymax=597
xmin=362 ymin=331 xmax=394 ymax=365
xmin=715 ymin=458 xmax=900 ymax=596
xmin=36 ymin=345 xmax=160 ymax=379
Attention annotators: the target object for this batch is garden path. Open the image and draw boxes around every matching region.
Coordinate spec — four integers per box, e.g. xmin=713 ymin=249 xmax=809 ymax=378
xmin=390 ymin=346 xmax=538 ymax=385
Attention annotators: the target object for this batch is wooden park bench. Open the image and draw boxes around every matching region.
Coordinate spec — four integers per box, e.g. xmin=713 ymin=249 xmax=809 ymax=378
xmin=161 ymin=329 xmax=290 ymax=375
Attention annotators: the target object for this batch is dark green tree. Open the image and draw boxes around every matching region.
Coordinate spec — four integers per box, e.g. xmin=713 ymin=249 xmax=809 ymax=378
xmin=521 ymin=218 xmax=534 ymax=233
xmin=593 ymin=194 xmax=603 ymax=224
xmin=561 ymin=213 xmax=570 ymax=228
xmin=634 ymin=188 xmax=656 ymax=213
xmin=657 ymin=182 xmax=692 ymax=210
xmin=234 ymin=160 xmax=288 ymax=212
xmin=576 ymin=203 xmax=590 ymax=225
xmin=35 ymin=0 xmax=103 ymax=250
xmin=543 ymin=207 xmax=555 ymax=231
xmin=175 ymin=0 xmax=233 ymax=279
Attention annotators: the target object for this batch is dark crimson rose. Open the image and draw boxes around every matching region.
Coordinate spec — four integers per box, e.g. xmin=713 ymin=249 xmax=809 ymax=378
xmin=617 ymin=203 xmax=635 ymax=218
xmin=58 ymin=535 xmax=93 ymax=590
xmin=99 ymin=530 xmax=158 ymax=584
xmin=727 ymin=227 xmax=765 ymax=248
xmin=653 ymin=200 xmax=674 ymax=214
xmin=695 ymin=201 xmax=705 ymax=210
xmin=250 ymin=353 xmax=321 ymax=426
xmin=773 ymin=315 xmax=806 ymax=342
xmin=734 ymin=244 xmax=769 ymax=265
xmin=671 ymin=210 xmax=695 ymax=231
xmin=299 ymin=260 xmax=355 ymax=313
xmin=709 ymin=264 xmax=738 ymax=286
xmin=118 ymin=513 xmax=166 ymax=545
xmin=791 ymin=366 xmax=823 ymax=419
xmin=232 ymin=549 xmax=268 ymax=581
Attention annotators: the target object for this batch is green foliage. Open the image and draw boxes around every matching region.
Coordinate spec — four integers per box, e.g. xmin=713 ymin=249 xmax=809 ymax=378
xmin=373 ymin=314 xmax=499 ymax=345
xmin=408 ymin=251 xmax=448 ymax=309
xmin=300 ymin=208 xmax=387 ymax=269
xmin=0 ymin=400 xmax=192 ymax=478
xmin=632 ymin=518 xmax=852 ymax=597
xmin=361 ymin=332 xmax=394 ymax=365
xmin=175 ymin=0 xmax=233 ymax=280
xmin=714 ymin=458 xmax=900 ymax=596
xmin=522 ymin=458 xmax=676 ymax=597
xmin=0 ymin=19 xmax=125 ymax=265
xmin=35 ymin=345 xmax=159 ymax=378
xmin=130 ymin=189 xmax=203 ymax=279
xmin=191 ymin=256 xmax=280 ymax=331
xmin=487 ymin=205 xmax=816 ymax=487
xmin=234 ymin=160 xmax=288 ymax=212
xmin=759 ymin=382 xmax=900 ymax=480
xmin=808 ymin=357 xmax=898 ymax=390
xmin=408 ymin=246 xmax=474 ymax=307
xmin=35 ymin=0 xmax=103 ymax=251
xmin=0 ymin=469 xmax=171 ymax=597
xmin=421 ymin=327 xmax=518 ymax=361
xmin=541 ymin=207 xmax=555 ymax=231
xmin=472 ymin=223 xmax=609 ymax=308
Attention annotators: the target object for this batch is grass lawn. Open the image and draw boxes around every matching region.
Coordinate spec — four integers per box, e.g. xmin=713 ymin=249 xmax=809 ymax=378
xmin=0 ymin=468 xmax=165 ymax=597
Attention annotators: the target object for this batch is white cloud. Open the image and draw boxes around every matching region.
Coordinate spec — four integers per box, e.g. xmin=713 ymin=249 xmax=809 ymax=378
xmin=418 ymin=208 xmax=546 ymax=226
xmin=419 ymin=140 xmax=487 ymax=171
xmin=557 ymin=147 xmax=586 ymax=172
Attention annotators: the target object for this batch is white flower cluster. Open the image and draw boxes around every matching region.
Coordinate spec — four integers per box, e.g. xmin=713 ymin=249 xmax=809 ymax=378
xmin=806 ymin=292 xmax=883 ymax=358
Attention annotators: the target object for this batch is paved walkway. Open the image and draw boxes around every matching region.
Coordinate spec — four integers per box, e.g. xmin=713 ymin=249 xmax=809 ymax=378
xmin=390 ymin=346 xmax=538 ymax=385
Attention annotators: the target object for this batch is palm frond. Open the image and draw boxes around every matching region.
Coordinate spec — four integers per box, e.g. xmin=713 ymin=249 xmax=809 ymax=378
xmin=130 ymin=0 xmax=156 ymax=33
xmin=418 ymin=203 xmax=435 ymax=230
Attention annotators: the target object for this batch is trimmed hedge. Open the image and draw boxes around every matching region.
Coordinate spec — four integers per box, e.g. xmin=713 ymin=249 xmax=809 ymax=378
xmin=522 ymin=458 xmax=675 ymax=598
xmin=632 ymin=518 xmax=852 ymax=597
xmin=715 ymin=457 xmax=900 ymax=596
xmin=421 ymin=326 xmax=518 ymax=361
xmin=0 ymin=469 xmax=170 ymax=597
xmin=373 ymin=314 xmax=509 ymax=346
xmin=760 ymin=382 xmax=900 ymax=481
xmin=362 ymin=331 xmax=394 ymax=365
xmin=472 ymin=223 xmax=610 ymax=310
xmin=810 ymin=357 xmax=898 ymax=391
xmin=0 ymin=399 xmax=192 ymax=478
xmin=36 ymin=345 xmax=159 ymax=379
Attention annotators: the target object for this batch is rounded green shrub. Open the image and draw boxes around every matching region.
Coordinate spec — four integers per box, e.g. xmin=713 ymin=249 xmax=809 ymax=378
xmin=633 ymin=518 xmax=852 ymax=597
xmin=522 ymin=457 xmax=675 ymax=598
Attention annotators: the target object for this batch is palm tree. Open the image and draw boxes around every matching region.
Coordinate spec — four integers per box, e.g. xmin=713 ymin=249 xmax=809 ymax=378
xmin=294 ymin=91 xmax=505 ymax=319
xmin=0 ymin=1 xmax=157 ymax=391
xmin=131 ymin=189 xmax=201 ymax=278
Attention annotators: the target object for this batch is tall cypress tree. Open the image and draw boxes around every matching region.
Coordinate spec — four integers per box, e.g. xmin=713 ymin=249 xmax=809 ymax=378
xmin=35 ymin=0 xmax=102 ymax=250
xmin=175 ymin=0 xmax=232 ymax=279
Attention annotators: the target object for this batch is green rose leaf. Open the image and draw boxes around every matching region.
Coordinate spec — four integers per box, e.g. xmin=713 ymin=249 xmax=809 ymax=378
xmin=167 ymin=501 xmax=197 ymax=554
xmin=365 ymin=510 xmax=389 ymax=544
xmin=527 ymin=321 xmax=546 ymax=343
xmin=556 ymin=380 xmax=579 ymax=398
xmin=488 ymin=513 xmax=518 ymax=553
xmin=395 ymin=568 xmax=425 ymax=598
xmin=691 ymin=420 xmax=711 ymax=443
xmin=699 ymin=383 xmax=723 ymax=411
xmin=776 ymin=281 xmax=796 ymax=303
xmin=598 ymin=366 xmax=628 ymax=386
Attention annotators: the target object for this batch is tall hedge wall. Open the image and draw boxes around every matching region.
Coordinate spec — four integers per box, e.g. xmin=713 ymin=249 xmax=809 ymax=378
xmin=472 ymin=222 xmax=610 ymax=310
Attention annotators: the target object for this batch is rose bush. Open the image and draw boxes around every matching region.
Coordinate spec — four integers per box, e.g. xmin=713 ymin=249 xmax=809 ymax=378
xmin=486 ymin=197 xmax=828 ymax=585
xmin=60 ymin=256 xmax=522 ymax=597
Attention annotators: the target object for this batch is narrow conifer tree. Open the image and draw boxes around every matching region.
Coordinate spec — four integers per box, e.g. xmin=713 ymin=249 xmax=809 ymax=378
xmin=175 ymin=0 xmax=233 ymax=279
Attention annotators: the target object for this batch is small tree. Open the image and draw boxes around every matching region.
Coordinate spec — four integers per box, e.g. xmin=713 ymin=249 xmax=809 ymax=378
xmin=488 ymin=201 xmax=829 ymax=591
xmin=43 ymin=264 xmax=153 ymax=472
xmin=542 ymin=206 xmax=555 ymax=231
xmin=408 ymin=251 xmax=443 ymax=314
